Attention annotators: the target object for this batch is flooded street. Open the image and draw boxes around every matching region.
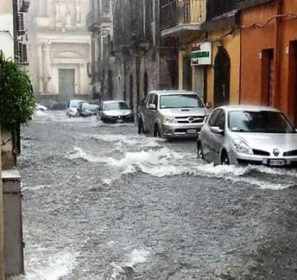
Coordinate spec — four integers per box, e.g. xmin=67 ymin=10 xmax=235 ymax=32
xmin=13 ymin=111 xmax=297 ymax=280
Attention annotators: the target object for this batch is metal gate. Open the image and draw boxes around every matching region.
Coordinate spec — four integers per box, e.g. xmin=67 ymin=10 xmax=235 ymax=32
xmin=214 ymin=47 xmax=230 ymax=107
xmin=59 ymin=69 xmax=75 ymax=103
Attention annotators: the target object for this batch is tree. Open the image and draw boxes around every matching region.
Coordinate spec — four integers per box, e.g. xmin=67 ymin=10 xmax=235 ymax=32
xmin=0 ymin=51 xmax=35 ymax=124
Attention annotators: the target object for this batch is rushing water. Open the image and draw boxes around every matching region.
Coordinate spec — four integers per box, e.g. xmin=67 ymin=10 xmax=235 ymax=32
xmin=12 ymin=111 xmax=297 ymax=280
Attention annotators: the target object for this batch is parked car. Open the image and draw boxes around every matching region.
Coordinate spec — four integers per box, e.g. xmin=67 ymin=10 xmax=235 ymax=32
xmin=36 ymin=103 xmax=48 ymax=111
xmin=78 ymin=102 xmax=100 ymax=117
xmin=137 ymin=90 xmax=208 ymax=139
xmin=97 ymin=100 xmax=134 ymax=123
xmin=197 ymin=105 xmax=297 ymax=166
xmin=66 ymin=99 xmax=84 ymax=117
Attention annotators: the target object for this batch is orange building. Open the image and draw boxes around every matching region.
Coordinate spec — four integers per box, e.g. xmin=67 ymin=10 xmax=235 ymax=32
xmin=240 ymin=0 xmax=297 ymax=126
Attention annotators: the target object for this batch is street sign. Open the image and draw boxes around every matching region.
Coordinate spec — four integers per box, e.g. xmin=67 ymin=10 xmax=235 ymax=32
xmin=191 ymin=42 xmax=212 ymax=66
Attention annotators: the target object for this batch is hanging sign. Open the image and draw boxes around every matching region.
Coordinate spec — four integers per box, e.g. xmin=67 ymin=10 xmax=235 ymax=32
xmin=191 ymin=42 xmax=212 ymax=66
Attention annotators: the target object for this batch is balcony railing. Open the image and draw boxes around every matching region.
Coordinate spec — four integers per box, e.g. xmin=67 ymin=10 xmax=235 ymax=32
xmin=19 ymin=0 xmax=31 ymax=13
xmin=17 ymin=12 xmax=26 ymax=35
xmin=160 ymin=0 xmax=206 ymax=31
xmin=17 ymin=42 xmax=29 ymax=65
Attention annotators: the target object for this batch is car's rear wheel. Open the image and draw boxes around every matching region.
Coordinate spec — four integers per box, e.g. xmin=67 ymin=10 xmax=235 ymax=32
xmin=138 ymin=119 xmax=144 ymax=134
xmin=197 ymin=141 xmax=205 ymax=159
xmin=221 ymin=150 xmax=230 ymax=165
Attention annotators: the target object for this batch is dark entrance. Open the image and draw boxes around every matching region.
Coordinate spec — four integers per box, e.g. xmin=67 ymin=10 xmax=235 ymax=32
xmin=129 ymin=74 xmax=134 ymax=108
xmin=107 ymin=70 xmax=113 ymax=100
xmin=288 ymin=41 xmax=297 ymax=126
xmin=183 ymin=54 xmax=192 ymax=90
xmin=144 ymin=72 xmax=148 ymax=96
xmin=214 ymin=47 xmax=230 ymax=107
xmin=261 ymin=49 xmax=274 ymax=107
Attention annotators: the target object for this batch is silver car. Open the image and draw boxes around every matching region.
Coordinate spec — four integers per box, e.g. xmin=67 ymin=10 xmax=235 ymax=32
xmin=138 ymin=90 xmax=208 ymax=139
xmin=97 ymin=100 xmax=134 ymax=123
xmin=66 ymin=99 xmax=84 ymax=117
xmin=197 ymin=105 xmax=297 ymax=166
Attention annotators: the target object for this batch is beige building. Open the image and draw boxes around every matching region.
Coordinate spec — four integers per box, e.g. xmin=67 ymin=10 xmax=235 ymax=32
xmin=28 ymin=0 xmax=92 ymax=107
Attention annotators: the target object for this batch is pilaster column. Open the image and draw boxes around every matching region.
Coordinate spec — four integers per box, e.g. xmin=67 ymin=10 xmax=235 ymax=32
xmin=38 ymin=44 xmax=44 ymax=94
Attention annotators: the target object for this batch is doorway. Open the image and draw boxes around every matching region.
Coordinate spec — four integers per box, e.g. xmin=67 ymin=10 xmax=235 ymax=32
xmin=107 ymin=70 xmax=113 ymax=100
xmin=261 ymin=49 xmax=274 ymax=107
xmin=288 ymin=42 xmax=297 ymax=127
xmin=183 ymin=54 xmax=192 ymax=90
xmin=214 ymin=47 xmax=230 ymax=107
xmin=129 ymin=74 xmax=134 ymax=108
xmin=144 ymin=72 xmax=148 ymax=97
xmin=59 ymin=69 xmax=75 ymax=103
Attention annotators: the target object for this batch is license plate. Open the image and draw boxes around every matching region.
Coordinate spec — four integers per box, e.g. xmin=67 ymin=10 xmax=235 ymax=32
xmin=117 ymin=119 xmax=123 ymax=123
xmin=187 ymin=129 xmax=197 ymax=134
xmin=264 ymin=159 xmax=286 ymax=166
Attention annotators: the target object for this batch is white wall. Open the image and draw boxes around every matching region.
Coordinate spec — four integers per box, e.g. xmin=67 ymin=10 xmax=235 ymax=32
xmin=0 ymin=14 xmax=14 ymax=59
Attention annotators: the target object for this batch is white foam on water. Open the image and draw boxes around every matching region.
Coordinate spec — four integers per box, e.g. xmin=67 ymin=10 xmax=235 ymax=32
xmin=126 ymin=249 xmax=150 ymax=266
xmin=66 ymin=147 xmax=108 ymax=163
xmin=22 ymin=184 xmax=51 ymax=191
xmin=110 ymin=249 xmax=150 ymax=279
xmin=91 ymin=134 xmax=162 ymax=149
xmin=67 ymin=146 xmax=294 ymax=190
xmin=12 ymin=251 xmax=77 ymax=280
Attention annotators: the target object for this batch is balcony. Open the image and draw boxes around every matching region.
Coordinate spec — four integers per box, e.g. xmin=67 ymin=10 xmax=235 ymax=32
xmin=160 ymin=0 xmax=206 ymax=38
xmin=17 ymin=42 xmax=29 ymax=66
xmin=19 ymin=0 xmax=31 ymax=13
xmin=86 ymin=9 xmax=112 ymax=32
xmin=17 ymin=12 xmax=26 ymax=35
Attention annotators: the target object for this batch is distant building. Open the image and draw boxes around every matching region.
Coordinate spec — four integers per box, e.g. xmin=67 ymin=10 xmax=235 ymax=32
xmin=86 ymin=0 xmax=174 ymax=111
xmin=28 ymin=0 xmax=92 ymax=108
xmin=87 ymin=0 xmax=114 ymax=101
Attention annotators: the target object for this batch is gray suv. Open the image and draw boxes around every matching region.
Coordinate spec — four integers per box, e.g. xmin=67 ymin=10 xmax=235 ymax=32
xmin=137 ymin=90 xmax=208 ymax=139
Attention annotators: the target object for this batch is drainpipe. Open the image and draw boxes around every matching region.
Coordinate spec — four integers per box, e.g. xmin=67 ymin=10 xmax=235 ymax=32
xmin=274 ymin=0 xmax=282 ymax=108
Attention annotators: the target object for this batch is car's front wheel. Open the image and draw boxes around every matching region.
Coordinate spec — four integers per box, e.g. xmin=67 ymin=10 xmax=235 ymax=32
xmin=197 ymin=141 xmax=205 ymax=159
xmin=221 ymin=150 xmax=230 ymax=165
xmin=154 ymin=125 xmax=162 ymax=138
xmin=138 ymin=119 xmax=144 ymax=134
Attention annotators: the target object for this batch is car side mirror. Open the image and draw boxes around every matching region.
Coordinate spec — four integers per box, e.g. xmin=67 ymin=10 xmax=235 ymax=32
xmin=210 ymin=126 xmax=224 ymax=135
xmin=148 ymin=104 xmax=156 ymax=110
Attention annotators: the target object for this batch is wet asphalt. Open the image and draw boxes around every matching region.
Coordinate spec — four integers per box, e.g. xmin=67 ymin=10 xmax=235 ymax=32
xmin=13 ymin=111 xmax=297 ymax=280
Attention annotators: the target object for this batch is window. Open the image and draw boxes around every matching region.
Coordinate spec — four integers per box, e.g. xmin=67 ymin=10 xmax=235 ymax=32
xmin=147 ymin=94 xmax=155 ymax=105
xmin=208 ymin=109 xmax=221 ymax=126
xmin=160 ymin=94 xmax=204 ymax=109
xmin=228 ymin=110 xmax=295 ymax=133
xmin=214 ymin=111 xmax=225 ymax=130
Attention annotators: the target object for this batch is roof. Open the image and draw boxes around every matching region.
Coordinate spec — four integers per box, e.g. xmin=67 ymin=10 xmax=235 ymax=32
xmin=103 ymin=100 xmax=126 ymax=104
xmin=148 ymin=90 xmax=199 ymax=96
xmin=218 ymin=105 xmax=280 ymax=112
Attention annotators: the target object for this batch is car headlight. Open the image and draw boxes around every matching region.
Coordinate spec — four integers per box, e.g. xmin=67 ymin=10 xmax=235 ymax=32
xmin=234 ymin=139 xmax=253 ymax=155
xmin=164 ymin=116 xmax=177 ymax=124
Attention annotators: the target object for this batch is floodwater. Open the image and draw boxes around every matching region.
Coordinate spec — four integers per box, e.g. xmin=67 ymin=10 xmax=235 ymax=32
xmin=11 ymin=111 xmax=297 ymax=280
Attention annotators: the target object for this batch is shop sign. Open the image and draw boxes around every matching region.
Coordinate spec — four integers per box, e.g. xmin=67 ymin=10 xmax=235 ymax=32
xmin=191 ymin=42 xmax=211 ymax=66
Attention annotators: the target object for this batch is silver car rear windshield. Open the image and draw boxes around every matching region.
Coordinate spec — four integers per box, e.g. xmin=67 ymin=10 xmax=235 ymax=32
xmin=103 ymin=102 xmax=129 ymax=111
xmin=228 ymin=110 xmax=295 ymax=133
xmin=160 ymin=94 xmax=204 ymax=109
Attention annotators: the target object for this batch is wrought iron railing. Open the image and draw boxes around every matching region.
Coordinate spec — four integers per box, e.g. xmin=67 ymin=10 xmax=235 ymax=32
xmin=160 ymin=0 xmax=206 ymax=31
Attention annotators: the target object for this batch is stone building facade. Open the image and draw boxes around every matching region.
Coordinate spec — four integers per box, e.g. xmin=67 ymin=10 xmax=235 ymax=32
xmin=87 ymin=0 xmax=114 ymax=100
xmin=111 ymin=0 xmax=175 ymax=109
xmin=28 ymin=0 xmax=92 ymax=107
xmin=87 ymin=0 xmax=175 ymax=109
